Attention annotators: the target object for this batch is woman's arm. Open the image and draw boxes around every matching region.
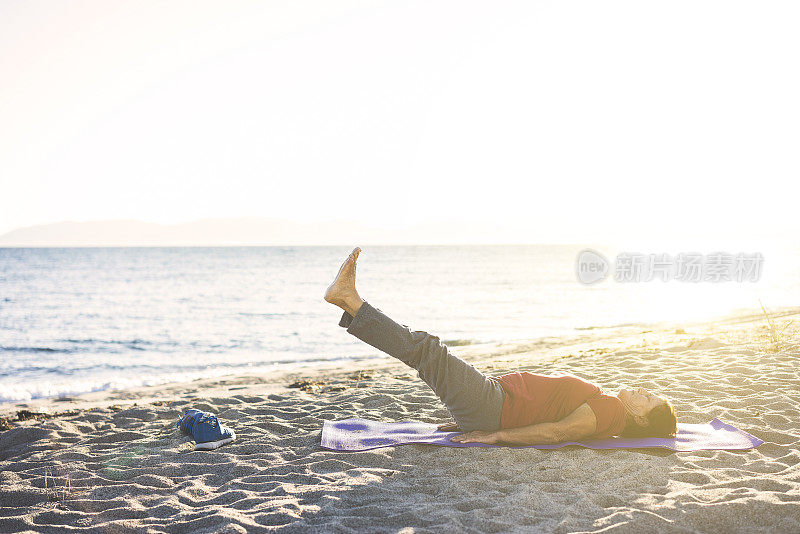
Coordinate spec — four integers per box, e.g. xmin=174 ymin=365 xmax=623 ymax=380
xmin=450 ymin=403 xmax=597 ymax=445
xmin=498 ymin=403 xmax=597 ymax=445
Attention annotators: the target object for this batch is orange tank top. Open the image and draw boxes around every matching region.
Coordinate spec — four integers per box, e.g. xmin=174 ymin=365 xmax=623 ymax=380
xmin=493 ymin=372 xmax=626 ymax=439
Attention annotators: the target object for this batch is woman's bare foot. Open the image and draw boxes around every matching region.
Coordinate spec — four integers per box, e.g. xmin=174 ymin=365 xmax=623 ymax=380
xmin=324 ymin=247 xmax=364 ymax=316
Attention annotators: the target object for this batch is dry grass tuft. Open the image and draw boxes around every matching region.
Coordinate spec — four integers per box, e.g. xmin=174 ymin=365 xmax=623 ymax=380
xmin=44 ymin=467 xmax=78 ymax=505
xmin=759 ymin=299 xmax=792 ymax=353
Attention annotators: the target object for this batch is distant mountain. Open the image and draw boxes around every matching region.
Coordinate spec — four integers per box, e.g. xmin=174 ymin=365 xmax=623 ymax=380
xmin=0 ymin=218 xmax=520 ymax=246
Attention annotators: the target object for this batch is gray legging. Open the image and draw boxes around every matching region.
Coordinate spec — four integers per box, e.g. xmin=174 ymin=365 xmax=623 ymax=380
xmin=338 ymin=301 xmax=506 ymax=432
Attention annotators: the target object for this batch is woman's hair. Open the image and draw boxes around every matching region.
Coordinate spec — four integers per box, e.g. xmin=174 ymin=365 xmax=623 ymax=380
xmin=620 ymin=400 xmax=677 ymax=438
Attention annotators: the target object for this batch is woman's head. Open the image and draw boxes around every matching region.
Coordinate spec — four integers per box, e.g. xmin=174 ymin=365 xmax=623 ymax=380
xmin=617 ymin=387 xmax=677 ymax=438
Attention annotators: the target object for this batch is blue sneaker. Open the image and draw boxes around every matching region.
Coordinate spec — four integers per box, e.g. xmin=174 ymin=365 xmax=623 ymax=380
xmin=176 ymin=409 xmax=236 ymax=450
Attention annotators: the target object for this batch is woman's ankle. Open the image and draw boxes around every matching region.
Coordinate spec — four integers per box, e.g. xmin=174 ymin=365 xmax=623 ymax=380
xmin=345 ymin=297 xmax=365 ymax=317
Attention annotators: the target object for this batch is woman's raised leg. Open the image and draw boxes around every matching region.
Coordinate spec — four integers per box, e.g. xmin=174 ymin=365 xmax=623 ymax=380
xmin=324 ymin=248 xmax=505 ymax=432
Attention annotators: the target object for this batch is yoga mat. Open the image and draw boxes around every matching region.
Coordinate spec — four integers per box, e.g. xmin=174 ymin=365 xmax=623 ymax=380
xmin=321 ymin=417 xmax=763 ymax=452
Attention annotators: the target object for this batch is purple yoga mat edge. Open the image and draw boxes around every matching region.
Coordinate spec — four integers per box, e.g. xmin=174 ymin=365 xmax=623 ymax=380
xmin=320 ymin=417 xmax=764 ymax=453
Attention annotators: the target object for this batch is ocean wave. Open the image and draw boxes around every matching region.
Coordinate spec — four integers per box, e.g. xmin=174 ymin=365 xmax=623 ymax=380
xmin=54 ymin=338 xmax=252 ymax=352
xmin=0 ymin=353 xmax=383 ymax=403
xmin=62 ymin=338 xmax=160 ymax=347
xmin=0 ymin=376 xmax=179 ymax=404
xmin=1 ymin=358 xmax=326 ymax=377
xmin=441 ymin=339 xmax=477 ymax=346
xmin=0 ymin=345 xmax=73 ymax=354
xmin=237 ymin=311 xmax=298 ymax=317
xmin=0 ymin=340 xmax=160 ymax=354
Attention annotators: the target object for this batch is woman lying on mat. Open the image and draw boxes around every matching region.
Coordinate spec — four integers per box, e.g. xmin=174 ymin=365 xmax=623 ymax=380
xmin=324 ymin=247 xmax=677 ymax=445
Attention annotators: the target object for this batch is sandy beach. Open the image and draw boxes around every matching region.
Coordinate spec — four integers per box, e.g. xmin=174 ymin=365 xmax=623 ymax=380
xmin=3 ymin=0 xmax=799 ymax=531
xmin=1 ymin=307 xmax=799 ymax=533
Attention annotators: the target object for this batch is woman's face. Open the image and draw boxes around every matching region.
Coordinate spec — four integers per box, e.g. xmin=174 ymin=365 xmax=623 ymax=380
xmin=617 ymin=387 xmax=667 ymax=417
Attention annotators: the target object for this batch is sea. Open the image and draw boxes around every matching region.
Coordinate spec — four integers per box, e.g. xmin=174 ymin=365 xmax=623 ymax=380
xmin=1 ymin=245 xmax=798 ymax=404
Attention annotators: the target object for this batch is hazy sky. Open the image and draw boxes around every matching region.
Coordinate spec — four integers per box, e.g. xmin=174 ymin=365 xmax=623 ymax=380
xmin=1 ymin=1 xmax=798 ymax=244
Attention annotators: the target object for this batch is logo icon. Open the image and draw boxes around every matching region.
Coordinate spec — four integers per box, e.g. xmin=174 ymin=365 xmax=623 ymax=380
xmin=576 ymin=249 xmax=609 ymax=285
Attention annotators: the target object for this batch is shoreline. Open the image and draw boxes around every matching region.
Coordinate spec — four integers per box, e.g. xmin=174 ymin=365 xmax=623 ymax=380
xmin=3 ymin=304 xmax=795 ymax=422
